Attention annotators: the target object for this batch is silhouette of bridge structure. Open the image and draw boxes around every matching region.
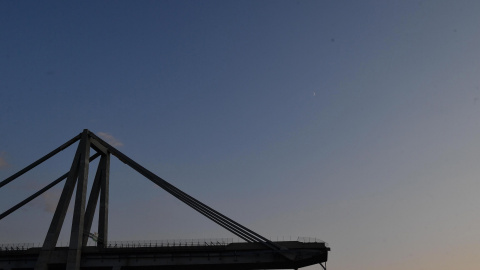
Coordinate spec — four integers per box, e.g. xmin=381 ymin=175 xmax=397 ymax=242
xmin=0 ymin=130 xmax=329 ymax=270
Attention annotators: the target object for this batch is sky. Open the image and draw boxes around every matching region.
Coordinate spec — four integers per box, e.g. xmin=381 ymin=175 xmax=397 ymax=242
xmin=1 ymin=0 xmax=480 ymax=269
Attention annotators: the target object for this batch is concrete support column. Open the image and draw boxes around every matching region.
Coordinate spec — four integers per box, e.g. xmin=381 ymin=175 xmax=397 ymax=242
xmin=34 ymin=133 xmax=85 ymax=270
xmin=98 ymin=153 xmax=110 ymax=248
xmin=66 ymin=130 xmax=91 ymax=270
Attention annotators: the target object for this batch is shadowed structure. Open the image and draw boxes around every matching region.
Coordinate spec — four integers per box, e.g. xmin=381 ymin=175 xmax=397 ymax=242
xmin=0 ymin=130 xmax=329 ymax=270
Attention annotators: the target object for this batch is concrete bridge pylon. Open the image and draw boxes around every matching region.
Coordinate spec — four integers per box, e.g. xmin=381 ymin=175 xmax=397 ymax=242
xmin=0 ymin=129 xmax=329 ymax=270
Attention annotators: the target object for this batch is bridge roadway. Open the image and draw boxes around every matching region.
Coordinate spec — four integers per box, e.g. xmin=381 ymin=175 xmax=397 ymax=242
xmin=0 ymin=241 xmax=328 ymax=270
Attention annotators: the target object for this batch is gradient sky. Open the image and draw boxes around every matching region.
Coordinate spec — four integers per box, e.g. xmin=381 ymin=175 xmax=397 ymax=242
xmin=1 ymin=1 xmax=480 ymax=269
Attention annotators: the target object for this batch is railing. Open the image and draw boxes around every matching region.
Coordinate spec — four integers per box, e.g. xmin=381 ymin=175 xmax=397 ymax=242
xmin=297 ymin=237 xmax=328 ymax=247
xmin=0 ymin=237 xmax=328 ymax=251
xmin=105 ymin=238 xmax=234 ymax=248
xmin=0 ymin=243 xmax=38 ymax=251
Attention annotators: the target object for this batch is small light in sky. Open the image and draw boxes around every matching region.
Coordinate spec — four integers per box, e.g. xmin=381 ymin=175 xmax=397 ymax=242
xmin=313 ymin=91 xmax=316 ymax=96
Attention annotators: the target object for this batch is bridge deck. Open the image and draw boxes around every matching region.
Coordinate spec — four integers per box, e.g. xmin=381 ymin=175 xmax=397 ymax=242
xmin=0 ymin=241 xmax=329 ymax=270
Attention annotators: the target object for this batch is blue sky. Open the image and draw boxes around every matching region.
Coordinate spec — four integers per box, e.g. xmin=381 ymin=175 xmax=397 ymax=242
xmin=1 ymin=1 xmax=480 ymax=269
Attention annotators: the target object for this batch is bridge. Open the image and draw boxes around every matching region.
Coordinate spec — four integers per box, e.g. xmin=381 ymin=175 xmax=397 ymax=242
xmin=0 ymin=130 xmax=329 ymax=270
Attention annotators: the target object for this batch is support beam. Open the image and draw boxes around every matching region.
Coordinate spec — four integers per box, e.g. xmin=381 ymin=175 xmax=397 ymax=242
xmin=82 ymin=155 xmax=105 ymax=246
xmin=0 ymin=134 xmax=81 ymax=189
xmin=99 ymin=153 xmax=110 ymax=248
xmin=0 ymin=172 xmax=67 ymax=221
xmin=90 ymin=137 xmax=108 ymax=155
xmin=66 ymin=130 xmax=91 ymax=270
xmin=87 ymin=131 xmax=285 ymax=253
xmin=34 ymin=138 xmax=84 ymax=270
xmin=0 ymin=153 xmax=100 ymax=221
xmin=89 ymin=133 xmax=262 ymax=243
